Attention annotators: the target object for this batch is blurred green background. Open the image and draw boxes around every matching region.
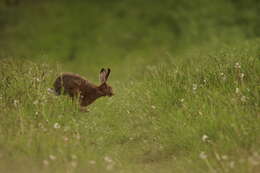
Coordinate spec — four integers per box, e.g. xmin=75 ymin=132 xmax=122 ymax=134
xmin=1 ymin=0 xmax=259 ymax=77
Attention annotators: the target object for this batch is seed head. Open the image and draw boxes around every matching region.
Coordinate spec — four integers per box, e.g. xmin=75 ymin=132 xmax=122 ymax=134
xmin=234 ymin=62 xmax=241 ymax=69
xmin=53 ymin=123 xmax=61 ymax=129
xmin=202 ymin=135 xmax=209 ymax=142
xmin=49 ymin=155 xmax=57 ymax=161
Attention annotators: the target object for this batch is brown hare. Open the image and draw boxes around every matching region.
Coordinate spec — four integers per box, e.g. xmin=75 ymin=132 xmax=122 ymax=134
xmin=53 ymin=68 xmax=113 ymax=109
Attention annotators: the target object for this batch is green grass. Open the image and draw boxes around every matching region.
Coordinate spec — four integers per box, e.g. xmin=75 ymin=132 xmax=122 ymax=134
xmin=0 ymin=40 xmax=259 ymax=173
xmin=0 ymin=0 xmax=260 ymax=172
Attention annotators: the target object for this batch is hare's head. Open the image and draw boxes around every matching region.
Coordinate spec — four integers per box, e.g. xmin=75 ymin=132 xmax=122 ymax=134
xmin=98 ymin=68 xmax=114 ymax=97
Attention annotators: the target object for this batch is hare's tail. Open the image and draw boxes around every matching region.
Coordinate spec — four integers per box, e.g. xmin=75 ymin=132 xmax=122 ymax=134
xmin=47 ymin=88 xmax=60 ymax=96
xmin=52 ymin=78 xmax=63 ymax=95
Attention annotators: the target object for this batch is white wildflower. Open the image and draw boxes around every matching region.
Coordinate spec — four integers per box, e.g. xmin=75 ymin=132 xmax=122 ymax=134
xmin=33 ymin=100 xmax=39 ymax=105
xmin=49 ymin=155 xmax=57 ymax=161
xmin=63 ymin=136 xmax=69 ymax=142
xmin=151 ymin=105 xmax=156 ymax=109
xmin=202 ymin=135 xmax=209 ymax=142
xmin=71 ymin=161 xmax=77 ymax=168
xmin=47 ymin=88 xmax=53 ymax=93
xmin=241 ymin=96 xmax=247 ymax=102
xmin=106 ymin=163 xmax=114 ymax=171
xmin=89 ymin=160 xmax=96 ymax=165
xmin=104 ymin=156 xmax=113 ymax=163
xmin=43 ymin=160 xmax=49 ymax=166
xmin=221 ymin=155 xmax=228 ymax=160
xmin=199 ymin=152 xmax=207 ymax=159
xmin=53 ymin=123 xmax=61 ymax=129
xmin=104 ymin=156 xmax=115 ymax=170
xmin=239 ymin=73 xmax=245 ymax=80
xmin=235 ymin=62 xmax=241 ymax=69
xmin=192 ymin=84 xmax=197 ymax=91
xmin=230 ymin=161 xmax=235 ymax=168
xmin=38 ymin=123 xmax=44 ymax=128
xmin=13 ymin=100 xmax=19 ymax=107
xmin=220 ymin=72 xmax=226 ymax=81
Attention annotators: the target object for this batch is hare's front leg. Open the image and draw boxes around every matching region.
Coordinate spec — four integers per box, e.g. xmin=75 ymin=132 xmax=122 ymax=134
xmin=78 ymin=95 xmax=90 ymax=112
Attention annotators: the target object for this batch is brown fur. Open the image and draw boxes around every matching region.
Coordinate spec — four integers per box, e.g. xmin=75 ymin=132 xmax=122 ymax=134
xmin=53 ymin=68 xmax=113 ymax=107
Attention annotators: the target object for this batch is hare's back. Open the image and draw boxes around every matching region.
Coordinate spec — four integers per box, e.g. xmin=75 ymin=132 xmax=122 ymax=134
xmin=60 ymin=73 xmax=87 ymax=84
xmin=62 ymin=72 xmax=87 ymax=81
xmin=54 ymin=72 xmax=88 ymax=92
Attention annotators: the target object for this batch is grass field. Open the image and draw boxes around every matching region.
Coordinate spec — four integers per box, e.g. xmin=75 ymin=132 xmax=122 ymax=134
xmin=0 ymin=0 xmax=260 ymax=173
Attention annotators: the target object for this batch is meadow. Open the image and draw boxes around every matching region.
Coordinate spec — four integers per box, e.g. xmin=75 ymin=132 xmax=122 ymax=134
xmin=0 ymin=0 xmax=260 ymax=172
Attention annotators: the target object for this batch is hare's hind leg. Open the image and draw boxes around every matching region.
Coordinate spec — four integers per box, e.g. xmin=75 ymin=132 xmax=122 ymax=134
xmin=79 ymin=106 xmax=89 ymax=112
xmin=63 ymin=86 xmax=77 ymax=97
xmin=53 ymin=78 xmax=62 ymax=95
xmin=79 ymin=97 xmax=90 ymax=112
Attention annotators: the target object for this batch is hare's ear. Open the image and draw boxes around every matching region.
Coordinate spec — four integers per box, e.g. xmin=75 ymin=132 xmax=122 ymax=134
xmin=105 ymin=68 xmax=111 ymax=81
xmin=99 ymin=68 xmax=107 ymax=83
